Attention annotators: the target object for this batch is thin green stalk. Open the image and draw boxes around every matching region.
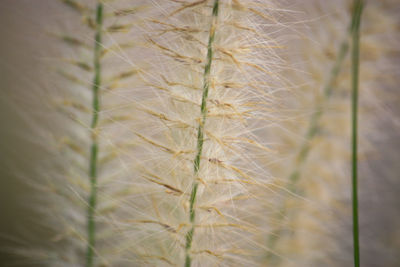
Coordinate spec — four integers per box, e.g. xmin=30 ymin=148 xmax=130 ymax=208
xmin=350 ymin=1 xmax=363 ymax=266
xmin=184 ymin=1 xmax=219 ymax=266
xmin=266 ymin=30 xmax=351 ymax=264
xmin=86 ymin=2 xmax=103 ymax=267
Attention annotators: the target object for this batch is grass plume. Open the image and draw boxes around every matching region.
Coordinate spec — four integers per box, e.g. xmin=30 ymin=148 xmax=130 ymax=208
xmin=116 ymin=1 xmax=286 ymax=266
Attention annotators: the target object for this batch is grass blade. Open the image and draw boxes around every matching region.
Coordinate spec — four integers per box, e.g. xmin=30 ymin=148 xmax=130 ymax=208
xmin=350 ymin=0 xmax=364 ymax=266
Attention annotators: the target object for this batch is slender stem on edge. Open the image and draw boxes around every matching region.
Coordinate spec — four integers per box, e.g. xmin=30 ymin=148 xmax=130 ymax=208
xmin=184 ymin=1 xmax=219 ymax=266
xmin=350 ymin=0 xmax=363 ymax=266
xmin=86 ymin=2 xmax=103 ymax=267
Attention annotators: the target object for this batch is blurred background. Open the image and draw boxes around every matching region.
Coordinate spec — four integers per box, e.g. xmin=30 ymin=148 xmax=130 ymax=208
xmin=0 ymin=1 xmax=62 ymax=265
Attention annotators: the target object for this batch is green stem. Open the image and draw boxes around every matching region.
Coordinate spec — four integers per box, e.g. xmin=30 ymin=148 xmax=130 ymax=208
xmin=86 ymin=2 xmax=103 ymax=267
xmin=184 ymin=1 xmax=219 ymax=266
xmin=350 ymin=1 xmax=363 ymax=266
